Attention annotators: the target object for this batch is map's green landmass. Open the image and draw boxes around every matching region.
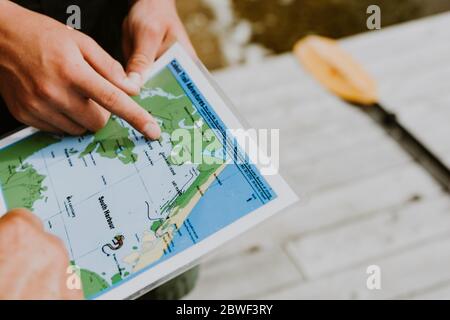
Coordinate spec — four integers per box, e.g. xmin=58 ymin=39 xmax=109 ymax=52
xmin=0 ymin=164 xmax=48 ymax=210
xmin=0 ymin=132 xmax=60 ymax=210
xmin=134 ymin=68 xmax=186 ymax=129
xmin=170 ymin=163 xmax=221 ymax=212
xmin=0 ymin=132 xmax=60 ymax=170
xmin=80 ymin=117 xmax=137 ymax=165
xmin=110 ymin=273 xmax=122 ymax=285
xmin=134 ymin=68 xmax=199 ymax=137
xmin=135 ymin=68 xmax=224 ymax=166
xmin=80 ymin=269 xmax=110 ymax=299
xmin=151 ymin=219 xmax=163 ymax=232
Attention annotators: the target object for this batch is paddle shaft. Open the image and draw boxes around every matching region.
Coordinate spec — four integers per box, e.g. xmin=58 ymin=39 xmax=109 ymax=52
xmin=356 ymin=102 xmax=450 ymax=192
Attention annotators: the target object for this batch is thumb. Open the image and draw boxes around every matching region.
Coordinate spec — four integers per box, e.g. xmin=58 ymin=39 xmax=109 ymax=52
xmin=77 ymin=34 xmax=141 ymax=95
xmin=126 ymin=27 xmax=165 ymax=85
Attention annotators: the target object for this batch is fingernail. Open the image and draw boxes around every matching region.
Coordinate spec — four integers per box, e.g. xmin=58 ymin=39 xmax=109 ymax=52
xmin=124 ymin=72 xmax=142 ymax=92
xmin=143 ymin=122 xmax=161 ymax=140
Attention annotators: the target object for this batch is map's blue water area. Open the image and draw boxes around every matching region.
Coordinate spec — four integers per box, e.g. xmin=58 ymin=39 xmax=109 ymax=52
xmin=162 ymin=163 xmax=265 ymax=258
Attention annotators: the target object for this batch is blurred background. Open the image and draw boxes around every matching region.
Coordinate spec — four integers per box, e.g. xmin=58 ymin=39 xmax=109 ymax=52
xmin=173 ymin=1 xmax=450 ymax=300
xmin=177 ymin=0 xmax=450 ymax=70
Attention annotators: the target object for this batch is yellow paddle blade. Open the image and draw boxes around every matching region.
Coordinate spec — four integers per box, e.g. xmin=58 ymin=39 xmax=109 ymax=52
xmin=294 ymin=35 xmax=378 ymax=106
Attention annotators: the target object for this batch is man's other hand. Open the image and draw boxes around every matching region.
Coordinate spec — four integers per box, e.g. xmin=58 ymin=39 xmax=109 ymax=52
xmin=0 ymin=208 xmax=83 ymax=300
xmin=122 ymin=0 xmax=196 ymax=84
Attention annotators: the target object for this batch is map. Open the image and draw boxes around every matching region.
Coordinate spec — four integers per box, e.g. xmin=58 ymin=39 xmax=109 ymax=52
xmin=0 ymin=58 xmax=276 ymax=299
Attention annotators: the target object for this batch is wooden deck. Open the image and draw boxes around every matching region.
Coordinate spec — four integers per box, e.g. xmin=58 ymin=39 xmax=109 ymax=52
xmin=185 ymin=12 xmax=450 ymax=300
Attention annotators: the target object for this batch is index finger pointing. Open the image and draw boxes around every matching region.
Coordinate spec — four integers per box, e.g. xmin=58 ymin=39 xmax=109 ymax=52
xmin=74 ymin=66 xmax=161 ymax=140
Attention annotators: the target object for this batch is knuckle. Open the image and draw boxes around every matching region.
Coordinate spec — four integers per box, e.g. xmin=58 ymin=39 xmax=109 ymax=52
xmin=143 ymin=22 xmax=164 ymax=36
xmin=109 ymin=60 xmax=124 ymax=77
xmin=59 ymin=63 xmax=76 ymax=79
xmin=75 ymin=125 xmax=88 ymax=135
xmin=130 ymin=53 xmax=149 ymax=68
xmin=57 ymin=101 xmax=76 ymax=114
xmin=23 ymin=98 xmax=41 ymax=114
xmin=34 ymin=82 xmax=54 ymax=100
xmin=68 ymin=126 xmax=87 ymax=136
xmin=60 ymin=115 xmax=86 ymax=136
xmin=101 ymin=89 xmax=121 ymax=109
xmin=128 ymin=110 xmax=148 ymax=130
xmin=81 ymin=34 xmax=97 ymax=48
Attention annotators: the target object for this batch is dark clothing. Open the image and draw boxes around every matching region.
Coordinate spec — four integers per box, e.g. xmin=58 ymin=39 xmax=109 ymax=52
xmin=0 ymin=0 xmax=130 ymax=137
xmin=13 ymin=0 xmax=129 ymax=61
xmin=0 ymin=108 xmax=22 ymax=138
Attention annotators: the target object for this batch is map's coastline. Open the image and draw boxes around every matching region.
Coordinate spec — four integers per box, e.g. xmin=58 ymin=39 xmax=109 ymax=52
xmin=132 ymin=162 xmax=227 ymax=272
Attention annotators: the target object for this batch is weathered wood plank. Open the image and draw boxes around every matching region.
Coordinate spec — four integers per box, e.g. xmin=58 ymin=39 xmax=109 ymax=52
xmin=410 ymin=283 xmax=450 ymax=300
xmin=185 ymin=243 xmax=303 ymax=300
xmin=261 ymin=234 xmax=450 ymax=300
xmin=285 ymin=194 xmax=450 ymax=279
xmin=289 ymin=135 xmax=411 ymax=194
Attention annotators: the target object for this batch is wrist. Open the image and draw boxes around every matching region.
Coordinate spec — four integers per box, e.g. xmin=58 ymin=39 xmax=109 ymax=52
xmin=0 ymin=1 xmax=15 ymax=19
xmin=0 ymin=1 xmax=27 ymax=72
xmin=0 ymin=1 xmax=23 ymax=34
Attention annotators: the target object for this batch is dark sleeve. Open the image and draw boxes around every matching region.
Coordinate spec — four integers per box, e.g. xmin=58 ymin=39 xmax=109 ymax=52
xmin=9 ymin=0 xmax=129 ymax=62
xmin=0 ymin=98 xmax=24 ymax=137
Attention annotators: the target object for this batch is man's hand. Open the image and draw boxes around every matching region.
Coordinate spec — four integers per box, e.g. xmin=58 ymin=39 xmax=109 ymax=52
xmin=0 ymin=208 xmax=83 ymax=300
xmin=122 ymin=0 xmax=196 ymax=84
xmin=0 ymin=1 xmax=160 ymax=139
